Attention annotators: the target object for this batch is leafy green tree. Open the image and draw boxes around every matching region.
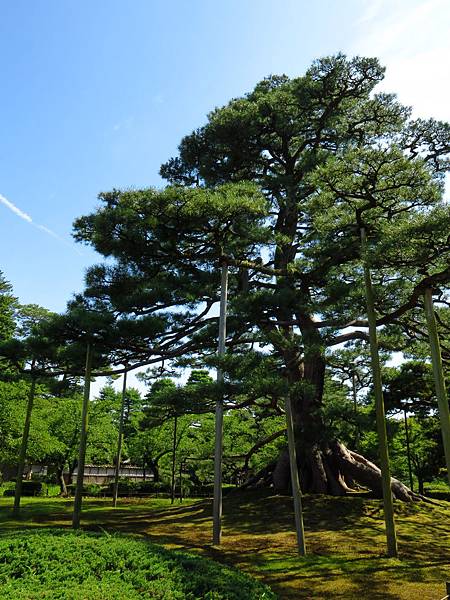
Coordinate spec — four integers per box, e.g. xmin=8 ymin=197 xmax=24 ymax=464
xmin=0 ymin=380 xmax=32 ymax=468
xmin=383 ymin=362 xmax=436 ymax=417
xmin=160 ymin=55 xmax=448 ymax=498
xmin=406 ymin=417 xmax=444 ymax=494
xmin=0 ymin=271 xmax=17 ymax=345
xmin=0 ymin=272 xmax=19 ymax=381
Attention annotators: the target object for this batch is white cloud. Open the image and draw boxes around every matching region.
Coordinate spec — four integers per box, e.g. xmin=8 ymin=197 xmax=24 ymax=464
xmin=349 ymin=0 xmax=450 ymax=120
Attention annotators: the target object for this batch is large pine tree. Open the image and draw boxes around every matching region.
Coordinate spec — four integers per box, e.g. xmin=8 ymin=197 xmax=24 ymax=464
xmin=74 ymin=55 xmax=450 ymax=498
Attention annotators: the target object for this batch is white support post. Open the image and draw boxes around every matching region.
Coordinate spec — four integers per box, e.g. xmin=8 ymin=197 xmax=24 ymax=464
xmin=213 ymin=263 xmax=228 ymax=545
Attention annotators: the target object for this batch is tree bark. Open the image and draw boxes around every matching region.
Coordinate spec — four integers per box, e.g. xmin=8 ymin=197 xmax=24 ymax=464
xmin=270 ymin=346 xmax=419 ymax=503
xmin=404 ymin=409 xmax=414 ymax=491
xmin=72 ymin=343 xmax=93 ymax=529
xmin=67 ymin=459 xmax=77 ymax=485
xmin=13 ymin=371 xmax=37 ymax=516
xmin=147 ymin=459 xmax=160 ymax=482
xmin=418 ymin=476 xmax=424 ymax=496
xmin=272 ymin=440 xmax=421 ymax=501
xmin=56 ymin=462 xmax=68 ymax=496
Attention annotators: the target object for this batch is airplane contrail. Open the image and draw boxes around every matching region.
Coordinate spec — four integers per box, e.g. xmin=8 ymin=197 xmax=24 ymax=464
xmin=0 ymin=193 xmax=32 ymax=223
xmin=0 ymin=193 xmax=83 ymax=255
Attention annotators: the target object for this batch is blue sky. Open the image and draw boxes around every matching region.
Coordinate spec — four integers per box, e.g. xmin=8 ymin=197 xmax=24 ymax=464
xmin=1 ymin=0 xmax=449 ymax=315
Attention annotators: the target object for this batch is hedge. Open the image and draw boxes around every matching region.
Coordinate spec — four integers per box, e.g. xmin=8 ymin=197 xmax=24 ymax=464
xmin=0 ymin=529 xmax=276 ymax=599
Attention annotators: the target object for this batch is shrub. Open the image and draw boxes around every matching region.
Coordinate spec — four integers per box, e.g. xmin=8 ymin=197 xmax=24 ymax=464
xmin=108 ymin=478 xmax=140 ymax=494
xmin=142 ymin=480 xmax=171 ymax=494
xmin=84 ymin=483 xmax=104 ymax=497
xmin=3 ymin=480 xmax=43 ymax=497
xmin=107 ymin=479 xmax=172 ymax=495
xmin=65 ymin=483 xmax=105 ymax=497
xmin=0 ymin=529 xmax=276 ymax=599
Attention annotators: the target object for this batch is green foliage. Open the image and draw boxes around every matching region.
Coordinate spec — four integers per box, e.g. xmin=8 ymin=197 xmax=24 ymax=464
xmin=128 ymin=364 xmax=286 ymax=489
xmin=0 ymin=271 xmax=17 ymax=345
xmin=0 ymin=529 xmax=275 ymax=599
xmin=65 ymin=483 xmax=104 ymax=497
xmin=7 ymin=54 xmax=436 ymax=496
xmin=74 ymin=182 xmax=268 ymax=264
xmin=402 ymin=416 xmax=445 ymax=491
xmin=0 ymin=272 xmax=19 ymax=380
xmin=383 ymin=361 xmax=436 ymax=416
xmin=108 ymin=479 xmax=172 ymax=495
xmin=320 ymin=376 xmax=358 ymax=445
xmin=0 ymin=376 xmax=125 ymax=485
xmin=3 ymin=481 xmax=42 ymax=497
xmin=72 ymin=55 xmax=449 ymax=470
xmin=0 ymin=379 xmax=33 ymax=464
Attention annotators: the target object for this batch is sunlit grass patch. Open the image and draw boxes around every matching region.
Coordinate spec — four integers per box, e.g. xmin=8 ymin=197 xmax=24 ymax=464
xmin=0 ymin=491 xmax=449 ymax=599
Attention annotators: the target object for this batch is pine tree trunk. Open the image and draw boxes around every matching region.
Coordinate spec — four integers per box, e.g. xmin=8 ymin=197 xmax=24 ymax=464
xmin=271 ymin=349 xmax=420 ymax=502
xmin=418 ymin=476 xmax=424 ymax=496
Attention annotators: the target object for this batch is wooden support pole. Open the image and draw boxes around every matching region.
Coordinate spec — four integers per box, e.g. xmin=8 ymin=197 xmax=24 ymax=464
xmin=179 ymin=460 xmax=183 ymax=504
xmin=13 ymin=365 xmax=37 ymax=516
xmin=424 ymin=288 xmax=450 ymax=486
xmin=285 ymin=396 xmax=306 ymax=555
xmin=171 ymin=414 xmax=178 ymax=504
xmin=72 ymin=342 xmax=93 ymax=529
xmin=403 ymin=408 xmax=414 ymax=492
xmin=112 ymin=368 xmax=128 ymax=507
xmin=361 ymin=227 xmax=398 ymax=558
xmin=352 ymin=371 xmax=360 ymax=449
xmin=213 ymin=263 xmax=228 ymax=545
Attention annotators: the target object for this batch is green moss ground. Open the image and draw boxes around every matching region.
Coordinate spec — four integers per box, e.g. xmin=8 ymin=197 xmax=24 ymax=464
xmin=0 ymin=490 xmax=449 ymax=599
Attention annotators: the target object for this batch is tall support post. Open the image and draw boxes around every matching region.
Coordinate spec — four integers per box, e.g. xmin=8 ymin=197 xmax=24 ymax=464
xmin=179 ymin=460 xmax=183 ymax=504
xmin=72 ymin=342 xmax=93 ymax=529
xmin=285 ymin=396 xmax=306 ymax=555
xmin=13 ymin=363 xmax=37 ymax=516
xmin=112 ymin=368 xmax=128 ymax=507
xmin=352 ymin=372 xmax=358 ymax=414
xmin=403 ymin=408 xmax=414 ymax=491
xmin=352 ymin=371 xmax=360 ymax=449
xmin=213 ymin=262 xmax=228 ymax=545
xmin=423 ymin=288 xmax=450 ymax=486
xmin=361 ymin=228 xmax=398 ymax=558
xmin=170 ymin=414 xmax=178 ymax=504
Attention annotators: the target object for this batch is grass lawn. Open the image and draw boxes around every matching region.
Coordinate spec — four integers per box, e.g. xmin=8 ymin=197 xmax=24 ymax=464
xmin=0 ymin=490 xmax=449 ymax=600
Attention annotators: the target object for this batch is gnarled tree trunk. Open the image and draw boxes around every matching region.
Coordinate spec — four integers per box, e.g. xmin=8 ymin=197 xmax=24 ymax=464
xmin=271 ymin=343 xmax=420 ymax=501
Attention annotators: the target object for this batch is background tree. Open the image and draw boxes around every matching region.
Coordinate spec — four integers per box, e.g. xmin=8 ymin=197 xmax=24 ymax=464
xmin=0 ymin=271 xmax=17 ymax=346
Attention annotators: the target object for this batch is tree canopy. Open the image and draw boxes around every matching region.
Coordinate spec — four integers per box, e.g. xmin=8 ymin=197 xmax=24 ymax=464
xmin=69 ymin=54 xmax=450 ymax=496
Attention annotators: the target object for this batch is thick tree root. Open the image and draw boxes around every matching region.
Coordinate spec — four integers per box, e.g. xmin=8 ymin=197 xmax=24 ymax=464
xmin=246 ymin=440 xmax=435 ymax=502
xmin=331 ymin=441 xmax=422 ymax=501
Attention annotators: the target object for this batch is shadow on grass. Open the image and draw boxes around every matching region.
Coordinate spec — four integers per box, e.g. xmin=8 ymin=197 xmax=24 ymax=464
xmin=0 ymin=491 xmax=449 ymax=600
